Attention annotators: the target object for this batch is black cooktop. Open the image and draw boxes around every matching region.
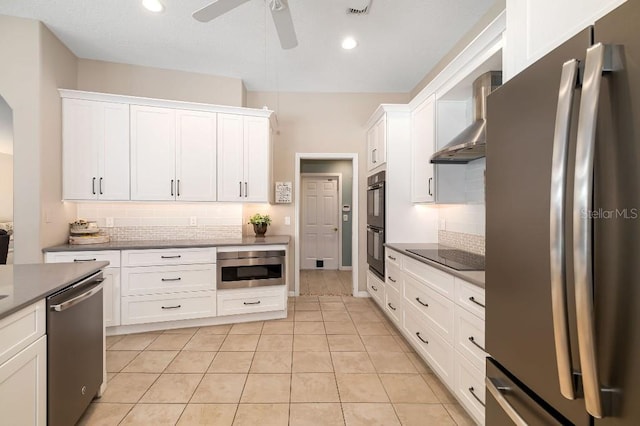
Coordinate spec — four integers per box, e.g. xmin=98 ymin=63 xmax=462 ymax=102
xmin=407 ymin=248 xmax=485 ymax=271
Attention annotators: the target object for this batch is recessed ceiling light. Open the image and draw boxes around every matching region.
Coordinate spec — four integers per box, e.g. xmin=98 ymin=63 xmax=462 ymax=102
xmin=341 ymin=37 xmax=358 ymax=50
xmin=142 ymin=0 xmax=164 ymax=13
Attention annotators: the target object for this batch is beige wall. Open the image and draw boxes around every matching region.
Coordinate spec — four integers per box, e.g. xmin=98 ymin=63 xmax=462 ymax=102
xmin=39 ymin=23 xmax=78 ymax=251
xmin=77 ymin=59 xmax=245 ymax=107
xmin=0 ymin=154 xmax=12 ymax=222
xmin=245 ymin=91 xmax=408 ymax=292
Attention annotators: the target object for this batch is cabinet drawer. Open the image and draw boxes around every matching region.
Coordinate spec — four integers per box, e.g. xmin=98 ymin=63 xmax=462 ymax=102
xmin=366 ymin=271 xmax=385 ymax=307
xmin=121 ymin=248 xmax=216 ymax=267
xmin=385 ymin=263 xmax=402 ymax=293
xmin=0 ymin=301 xmax=46 ymax=366
xmin=404 ymin=274 xmax=454 ymax=343
xmin=455 ymin=279 xmax=485 ymax=320
xmin=217 ymin=286 xmax=286 ymax=316
xmin=45 ymin=250 xmax=121 ymax=268
xmin=121 ymin=291 xmax=216 ymax=325
xmin=385 ymin=249 xmax=402 ymax=269
xmin=454 ymin=351 xmax=486 ymax=425
xmin=455 ymin=305 xmax=487 ymax=372
xmin=384 ymin=286 xmax=402 ymax=325
xmin=403 ymin=308 xmax=454 ymax=387
xmin=403 ymin=256 xmax=454 ymax=299
xmin=122 ymin=264 xmax=215 ymax=296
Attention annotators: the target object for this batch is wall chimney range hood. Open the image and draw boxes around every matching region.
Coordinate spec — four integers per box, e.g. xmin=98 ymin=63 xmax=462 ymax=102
xmin=430 ymin=71 xmax=502 ymax=164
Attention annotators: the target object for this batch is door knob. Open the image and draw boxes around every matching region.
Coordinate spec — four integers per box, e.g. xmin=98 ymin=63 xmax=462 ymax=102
xmin=334 ymin=227 xmax=338 ymax=231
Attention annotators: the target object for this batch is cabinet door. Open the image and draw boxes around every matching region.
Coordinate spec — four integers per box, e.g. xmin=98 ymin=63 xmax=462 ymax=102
xmin=0 ymin=336 xmax=46 ymax=426
xmin=62 ymin=98 xmax=100 ymax=200
xmin=411 ymin=95 xmax=436 ymax=202
xmin=244 ymin=116 xmax=270 ymax=202
xmin=130 ymin=105 xmax=176 ymax=201
xmin=375 ymin=116 xmax=387 ymax=166
xmin=103 ymin=268 xmax=121 ymax=327
xmin=175 ymin=110 xmax=217 ymax=201
xmin=98 ymin=102 xmax=130 ymax=200
xmin=366 ymin=125 xmax=377 ymax=171
xmin=217 ymin=113 xmax=245 ymax=201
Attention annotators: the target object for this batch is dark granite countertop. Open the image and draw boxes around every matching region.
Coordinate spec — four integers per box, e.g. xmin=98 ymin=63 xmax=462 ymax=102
xmin=0 ymin=261 xmax=109 ymax=319
xmin=384 ymin=243 xmax=485 ymax=289
xmin=43 ymin=235 xmax=291 ymax=252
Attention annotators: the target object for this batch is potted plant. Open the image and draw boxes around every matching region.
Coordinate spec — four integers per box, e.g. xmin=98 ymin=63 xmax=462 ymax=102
xmin=248 ymin=213 xmax=272 ymax=237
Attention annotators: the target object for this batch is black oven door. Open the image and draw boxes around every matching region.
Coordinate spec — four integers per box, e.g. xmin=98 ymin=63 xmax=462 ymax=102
xmin=367 ymin=182 xmax=385 ymax=228
xmin=367 ymin=225 xmax=384 ymax=279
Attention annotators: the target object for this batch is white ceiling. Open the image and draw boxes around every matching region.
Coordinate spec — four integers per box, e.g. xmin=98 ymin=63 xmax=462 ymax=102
xmin=0 ymin=0 xmax=496 ymax=92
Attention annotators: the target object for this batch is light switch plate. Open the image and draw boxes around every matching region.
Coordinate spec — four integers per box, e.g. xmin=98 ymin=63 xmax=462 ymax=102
xmin=190 ymin=216 xmax=197 ymax=226
xmin=343 ymin=214 xmax=349 ymax=222
xmin=284 ymin=216 xmax=291 ymax=225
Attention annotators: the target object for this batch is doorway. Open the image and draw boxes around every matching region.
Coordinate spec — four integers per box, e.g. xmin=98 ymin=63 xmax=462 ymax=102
xmin=294 ymin=153 xmax=359 ymax=297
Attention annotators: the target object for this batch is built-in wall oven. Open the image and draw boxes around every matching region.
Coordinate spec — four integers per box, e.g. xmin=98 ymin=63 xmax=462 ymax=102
xmin=217 ymin=250 xmax=286 ymax=289
xmin=367 ymin=171 xmax=385 ymax=279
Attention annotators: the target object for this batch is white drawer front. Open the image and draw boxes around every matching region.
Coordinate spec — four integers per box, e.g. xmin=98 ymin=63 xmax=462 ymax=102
xmin=455 ymin=279 xmax=485 ymax=320
xmin=217 ymin=286 xmax=286 ymax=316
xmin=121 ymin=248 xmax=216 ymax=267
xmin=455 ymin=351 xmax=486 ymax=425
xmin=404 ymin=274 xmax=454 ymax=344
xmin=121 ymin=291 xmax=217 ymax=325
xmin=122 ymin=264 xmax=215 ymax=296
xmin=45 ymin=250 xmax=121 ymax=267
xmin=403 ymin=256 xmax=454 ymax=299
xmin=403 ymin=308 xmax=454 ymax=387
xmin=455 ymin=305 xmax=487 ymax=371
xmin=385 ymin=263 xmax=402 ymax=293
xmin=0 ymin=301 xmax=46 ymax=366
xmin=384 ymin=286 xmax=402 ymax=325
xmin=385 ymin=248 xmax=402 ymax=269
xmin=366 ymin=271 xmax=385 ymax=307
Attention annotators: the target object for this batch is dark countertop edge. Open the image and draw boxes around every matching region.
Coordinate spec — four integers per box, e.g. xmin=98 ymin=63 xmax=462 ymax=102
xmin=0 ymin=261 xmax=109 ymax=320
xmin=384 ymin=243 xmax=485 ymax=289
xmin=43 ymin=236 xmax=291 ymax=252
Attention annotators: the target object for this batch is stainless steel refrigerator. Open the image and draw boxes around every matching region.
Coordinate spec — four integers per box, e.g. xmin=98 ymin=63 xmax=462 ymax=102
xmin=486 ymin=0 xmax=640 ymax=424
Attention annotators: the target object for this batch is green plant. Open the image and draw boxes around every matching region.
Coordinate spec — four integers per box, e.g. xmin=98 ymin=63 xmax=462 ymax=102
xmin=248 ymin=213 xmax=272 ymax=226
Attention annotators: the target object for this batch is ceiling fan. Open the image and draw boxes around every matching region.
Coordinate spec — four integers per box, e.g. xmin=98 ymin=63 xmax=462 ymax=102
xmin=193 ymin=0 xmax=298 ymax=49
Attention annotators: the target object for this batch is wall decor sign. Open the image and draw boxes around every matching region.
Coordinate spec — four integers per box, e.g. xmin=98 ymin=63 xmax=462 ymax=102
xmin=275 ymin=181 xmax=292 ymax=203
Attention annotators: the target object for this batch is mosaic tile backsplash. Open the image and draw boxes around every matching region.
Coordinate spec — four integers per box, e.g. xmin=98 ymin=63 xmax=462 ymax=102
xmin=439 ymin=230 xmax=485 ymax=256
xmin=101 ymin=225 xmax=242 ymax=241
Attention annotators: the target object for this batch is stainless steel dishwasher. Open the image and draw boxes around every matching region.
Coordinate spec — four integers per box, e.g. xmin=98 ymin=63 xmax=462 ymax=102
xmin=46 ymin=271 xmax=104 ymax=426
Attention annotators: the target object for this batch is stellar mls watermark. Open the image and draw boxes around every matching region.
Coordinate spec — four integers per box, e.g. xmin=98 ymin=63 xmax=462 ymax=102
xmin=581 ymin=208 xmax=639 ymax=219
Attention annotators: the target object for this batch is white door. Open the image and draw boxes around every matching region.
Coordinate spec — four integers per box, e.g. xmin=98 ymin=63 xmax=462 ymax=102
xmin=301 ymin=177 xmax=339 ymax=270
xmin=244 ymin=116 xmax=270 ymax=202
xmin=175 ymin=110 xmax=217 ymax=201
xmin=130 ymin=105 xmax=176 ymax=201
xmin=217 ymin=113 xmax=245 ymax=201
xmin=98 ymin=102 xmax=130 ymax=200
xmin=411 ymin=94 xmax=436 ymax=202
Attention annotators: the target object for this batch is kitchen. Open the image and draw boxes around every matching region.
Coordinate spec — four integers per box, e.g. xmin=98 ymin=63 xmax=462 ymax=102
xmin=0 ymin=0 xmax=636 ymax=424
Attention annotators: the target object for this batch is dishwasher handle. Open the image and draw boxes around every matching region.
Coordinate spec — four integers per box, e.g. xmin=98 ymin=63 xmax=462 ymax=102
xmin=50 ymin=279 xmax=104 ymax=312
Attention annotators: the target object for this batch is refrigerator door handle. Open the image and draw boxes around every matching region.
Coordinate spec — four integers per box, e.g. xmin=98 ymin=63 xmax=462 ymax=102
xmin=486 ymin=377 xmax=529 ymax=426
xmin=573 ymin=42 xmax=621 ymax=419
xmin=550 ymin=58 xmax=580 ymax=401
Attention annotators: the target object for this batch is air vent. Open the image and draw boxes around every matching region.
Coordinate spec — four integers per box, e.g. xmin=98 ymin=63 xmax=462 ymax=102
xmin=346 ymin=0 xmax=371 ymax=15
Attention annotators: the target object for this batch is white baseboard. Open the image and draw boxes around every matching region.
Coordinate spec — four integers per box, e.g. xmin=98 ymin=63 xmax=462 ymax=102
xmin=355 ymin=291 xmax=370 ymax=298
xmin=288 ymin=291 xmax=297 ymax=297
xmin=339 ymin=266 xmax=353 ymax=271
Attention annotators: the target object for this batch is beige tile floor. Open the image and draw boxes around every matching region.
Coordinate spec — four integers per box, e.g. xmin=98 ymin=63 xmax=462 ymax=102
xmin=79 ymin=295 xmax=475 ymax=426
xmin=299 ymin=270 xmax=353 ymax=296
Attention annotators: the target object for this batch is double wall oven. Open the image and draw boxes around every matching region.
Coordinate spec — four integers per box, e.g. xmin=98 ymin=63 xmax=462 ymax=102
xmin=367 ymin=171 xmax=385 ymax=279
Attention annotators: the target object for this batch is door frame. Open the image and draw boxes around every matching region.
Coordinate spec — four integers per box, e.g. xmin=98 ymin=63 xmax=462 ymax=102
xmin=294 ymin=153 xmax=359 ymax=297
xmin=300 ymin=172 xmax=343 ymax=271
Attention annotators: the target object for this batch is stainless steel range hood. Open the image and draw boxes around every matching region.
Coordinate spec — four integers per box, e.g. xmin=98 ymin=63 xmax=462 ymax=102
xmin=430 ymin=71 xmax=502 ymax=164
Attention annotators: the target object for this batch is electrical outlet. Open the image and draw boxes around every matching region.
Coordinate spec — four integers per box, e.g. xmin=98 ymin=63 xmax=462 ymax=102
xmin=190 ymin=216 xmax=197 ymax=226
xmin=105 ymin=217 xmax=114 ymax=228
xmin=284 ymin=216 xmax=291 ymax=225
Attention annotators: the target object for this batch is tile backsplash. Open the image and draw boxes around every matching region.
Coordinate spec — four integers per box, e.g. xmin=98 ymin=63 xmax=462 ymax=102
xmin=438 ymin=230 xmax=485 ymax=255
xmin=76 ymin=202 xmax=243 ymax=241
xmin=438 ymin=204 xmax=485 ymax=255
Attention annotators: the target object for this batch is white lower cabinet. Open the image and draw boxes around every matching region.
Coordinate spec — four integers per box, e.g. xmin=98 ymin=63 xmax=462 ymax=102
xmin=122 ymin=291 xmax=217 ymax=325
xmin=217 ymin=286 xmax=286 ymax=316
xmin=454 ymin=351 xmax=486 ymax=425
xmin=366 ymin=271 xmax=385 ymax=307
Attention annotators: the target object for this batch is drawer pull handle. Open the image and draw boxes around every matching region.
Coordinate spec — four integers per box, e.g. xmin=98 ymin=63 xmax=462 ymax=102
xmin=387 ymin=276 xmax=397 ymax=283
xmin=161 ymin=277 xmax=182 ymax=282
xmin=468 ymin=336 xmax=486 ymax=352
xmin=415 ymin=297 xmax=429 ymax=307
xmin=388 ymin=255 xmax=396 ymax=261
xmin=469 ymin=387 xmax=486 ymax=407
xmin=469 ymin=296 xmax=485 ymax=308
xmin=161 ymin=255 xmax=182 ymax=259
xmin=74 ymin=258 xmax=97 ymax=262
xmin=387 ymin=302 xmax=397 ymax=311
xmin=416 ymin=332 xmax=428 ymax=344
xmin=371 ymin=285 xmax=378 ymax=292
xmin=244 ymin=301 xmax=261 ymax=305
xmin=161 ymin=305 xmax=182 ymax=310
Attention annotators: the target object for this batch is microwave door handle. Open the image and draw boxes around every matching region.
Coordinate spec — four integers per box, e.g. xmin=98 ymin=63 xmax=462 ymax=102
xmin=550 ymin=58 xmax=580 ymax=401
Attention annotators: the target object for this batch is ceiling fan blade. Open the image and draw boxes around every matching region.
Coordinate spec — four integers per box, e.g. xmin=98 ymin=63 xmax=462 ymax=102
xmin=193 ymin=0 xmax=251 ymax=22
xmin=270 ymin=1 xmax=298 ymax=49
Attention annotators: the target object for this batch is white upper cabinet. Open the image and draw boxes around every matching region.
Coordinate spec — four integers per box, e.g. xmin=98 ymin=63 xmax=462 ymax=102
xmin=218 ymin=114 xmax=271 ymax=202
xmin=62 ymin=98 xmax=129 ymax=200
xmin=367 ymin=115 xmax=387 ymax=172
xmin=504 ymin=0 xmax=626 ymax=80
xmin=411 ymin=94 xmax=436 ymax=203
